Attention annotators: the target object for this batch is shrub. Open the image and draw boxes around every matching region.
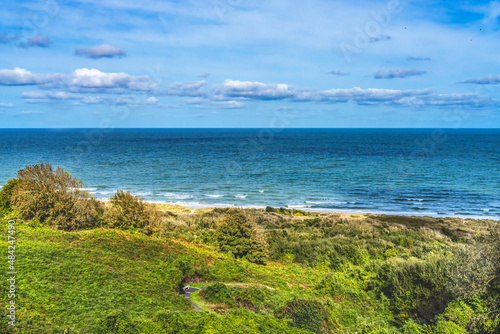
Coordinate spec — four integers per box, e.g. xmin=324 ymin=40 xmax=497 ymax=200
xmin=448 ymin=243 xmax=497 ymax=301
xmin=0 ymin=179 xmax=18 ymax=213
xmin=381 ymin=254 xmax=453 ymax=322
xmin=103 ymin=190 xmax=162 ymax=232
xmin=209 ymin=257 xmax=247 ymax=282
xmin=278 ymin=298 xmax=326 ymax=333
xmin=233 ymin=288 xmax=268 ymax=312
xmin=203 ymin=283 xmax=234 ymax=305
xmin=11 ymin=163 xmax=104 ymax=230
xmin=154 ymin=311 xmax=188 ymax=333
xmin=95 ymin=310 xmax=139 ymax=333
xmin=433 ymin=298 xmax=500 ymax=334
xmin=215 ymin=209 xmax=268 ymax=264
xmin=433 ymin=320 xmax=468 ymax=334
xmin=402 ymin=319 xmax=430 ymax=333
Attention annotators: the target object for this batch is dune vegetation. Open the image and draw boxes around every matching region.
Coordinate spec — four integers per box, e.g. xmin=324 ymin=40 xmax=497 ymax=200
xmin=1 ymin=163 xmax=499 ymax=333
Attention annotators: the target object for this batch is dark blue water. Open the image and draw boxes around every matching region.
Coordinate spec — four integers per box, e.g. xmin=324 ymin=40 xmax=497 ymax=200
xmin=0 ymin=129 xmax=499 ymax=219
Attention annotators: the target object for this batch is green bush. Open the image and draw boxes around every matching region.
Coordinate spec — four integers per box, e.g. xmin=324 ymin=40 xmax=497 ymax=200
xmin=95 ymin=310 xmax=139 ymax=333
xmin=233 ymin=288 xmax=268 ymax=311
xmin=432 ymin=298 xmax=500 ymax=334
xmin=203 ymin=283 xmax=234 ymax=305
xmin=433 ymin=320 xmax=468 ymax=334
xmin=209 ymin=257 xmax=247 ymax=281
xmin=278 ymin=298 xmax=326 ymax=333
xmin=154 ymin=311 xmax=188 ymax=333
xmin=11 ymin=163 xmax=104 ymax=230
xmin=203 ymin=308 xmax=308 ymax=333
xmin=215 ymin=209 xmax=268 ymax=264
xmin=381 ymin=253 xmax=453 ymax=322
xmin=103 ymin=190 xmax=162 ymax=232
xmin=402 ymin=319 xmax=431 ymax=333
xmin=0 ymin=178 xmax=18 ymax=213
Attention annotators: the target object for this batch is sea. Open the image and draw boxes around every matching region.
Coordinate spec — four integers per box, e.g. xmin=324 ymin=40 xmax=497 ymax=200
xmin=0 ymin=128 xmax=498 ymax=219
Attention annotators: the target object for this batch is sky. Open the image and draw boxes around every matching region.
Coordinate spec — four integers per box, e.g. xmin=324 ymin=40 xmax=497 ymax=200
xmin=0 ymin=0 xmax=499 ymax=128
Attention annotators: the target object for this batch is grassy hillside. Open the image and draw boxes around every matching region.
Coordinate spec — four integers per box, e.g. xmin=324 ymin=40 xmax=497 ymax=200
xmin=2 ymin=208 xmax=499 ymax=333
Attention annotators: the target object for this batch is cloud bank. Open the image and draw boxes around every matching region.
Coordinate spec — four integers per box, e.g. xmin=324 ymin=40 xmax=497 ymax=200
xmin=74 ymin=44 xmax=126 ymax=59
xmin=374 ymin=69 xmax=427 ymax=79
xmin=462 ymin=75 xmax=500 ymax=85
xmin=70 ymin=68 xmax=156 ymax=92
xmin=0 ymin=68 xmax=63 ymax=86
xmin=19 ymin=35 xmax=52 ymax=48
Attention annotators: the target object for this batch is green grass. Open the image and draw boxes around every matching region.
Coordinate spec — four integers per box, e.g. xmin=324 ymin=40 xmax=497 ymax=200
xmin=0 ymin=223 xmax=198 ymax=332
xmin=1 ymin=206 xmax=499 ymax=333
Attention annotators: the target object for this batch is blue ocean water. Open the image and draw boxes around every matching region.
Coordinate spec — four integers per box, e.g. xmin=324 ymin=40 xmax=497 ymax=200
xmin=0 ymin=128 xmax=499 ymax=219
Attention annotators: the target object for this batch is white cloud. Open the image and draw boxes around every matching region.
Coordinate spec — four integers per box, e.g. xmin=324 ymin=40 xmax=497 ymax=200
xmin=145 ymin=96 xmax=159 ymax=104
xmin=0 ymin=68 xmax=64 ymax=86
xmin=462 ymin=75 xmax=500 ymax=85
xmin=214 ymin=79 xmax=294 ymax=100
xmin=186 ymin=97 xmax=245 ymax=109
xmin=22 ymin=91 xmax=78 ymax=100
xmin=81 ymin=96 xmax=102 ymax=104
xmin=167 ymin=81 xmax=206 ymax=96
xmin=374 ymin=69 xmax=428 ymax=79
xmin=110 ymin=96 xmax=160 ymax=107
xmin=312 ymin=87 xmax=431 ymax=104
xmin=71 ymin=68 xmax=156 ymax=92
xmin=19 ymin=35 xmax=51 ymax=48
xmin=74 ymin=44 xmax=126 ymax=59
xmin=210 ymin=79 xmax=494 ymax=108
xmin=0 ymin=102 xmax=14 ymax=108
xmin=21 ymin=91 xmax=80 ymax=104
xmin=327 ymin=70 xmax=350 ymax=76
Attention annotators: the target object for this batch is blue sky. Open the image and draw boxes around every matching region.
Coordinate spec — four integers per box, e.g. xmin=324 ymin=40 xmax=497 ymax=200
xmin=0 ymin=0 xmax=499 ymax=128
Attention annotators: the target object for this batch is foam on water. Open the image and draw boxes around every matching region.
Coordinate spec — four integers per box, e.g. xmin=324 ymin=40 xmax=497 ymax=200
xmin=163 ymin=192 xmax=193 ymax=200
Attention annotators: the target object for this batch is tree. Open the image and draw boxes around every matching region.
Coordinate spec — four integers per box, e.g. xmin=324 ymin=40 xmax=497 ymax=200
xmin=11 ymin=163 xmax=104 ymax=230
xmin=103 ymin=190 xmax=162 ymax=233
xmin=215 ymin=209 xmax=268 ymax=264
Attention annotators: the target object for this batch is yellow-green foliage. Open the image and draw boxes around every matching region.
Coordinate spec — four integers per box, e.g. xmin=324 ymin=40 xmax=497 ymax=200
xmin=0 ymin=178 xmax=18 ymax=212
xmin=103 ymin=190 xmax=163 ymax=233
xmin=11 ymin=163 xmax=104 ymax=230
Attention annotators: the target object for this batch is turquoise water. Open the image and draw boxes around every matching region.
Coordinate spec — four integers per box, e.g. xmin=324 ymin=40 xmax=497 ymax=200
xmin=0 ymin=129 xmax=498 ymax=219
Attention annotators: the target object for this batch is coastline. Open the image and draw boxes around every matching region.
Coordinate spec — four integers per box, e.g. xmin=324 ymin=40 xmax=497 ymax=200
xmin=124 ymin=199 xmax=500 ymax=221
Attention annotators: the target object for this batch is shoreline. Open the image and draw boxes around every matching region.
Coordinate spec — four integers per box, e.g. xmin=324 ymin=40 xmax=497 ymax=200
xmin=99 ymin=198 xmax=500 ymax=221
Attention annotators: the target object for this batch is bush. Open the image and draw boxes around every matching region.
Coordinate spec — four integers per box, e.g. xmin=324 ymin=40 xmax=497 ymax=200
xmin=103 ymin=190 xmax=162 ymax=232
xmin=0 ymin=179 xmax=18 ymax=213
xmin=433 ymin=298 xmax=500 ymax=334
xmin=215 ymin=209 xmax=268 ymax=264
xmin=154 ymin=311 xmax=188 ymax=333
xmin=381 ymin=253 xmax=453 ymax=322
xmin=11 ymin=163 xmax=104 ymax=230
xmin=448 ymin=243 xmax=497 ymax=301
xmin=278 ymin=298 xmax=326 ymax=333
xmin=203 ymin=283 xmax=234 ymax=305
xmin=209 ymin=257 xmax=247 ymax=282
xmin=95 ymin=310 xmax=139 ymax=333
